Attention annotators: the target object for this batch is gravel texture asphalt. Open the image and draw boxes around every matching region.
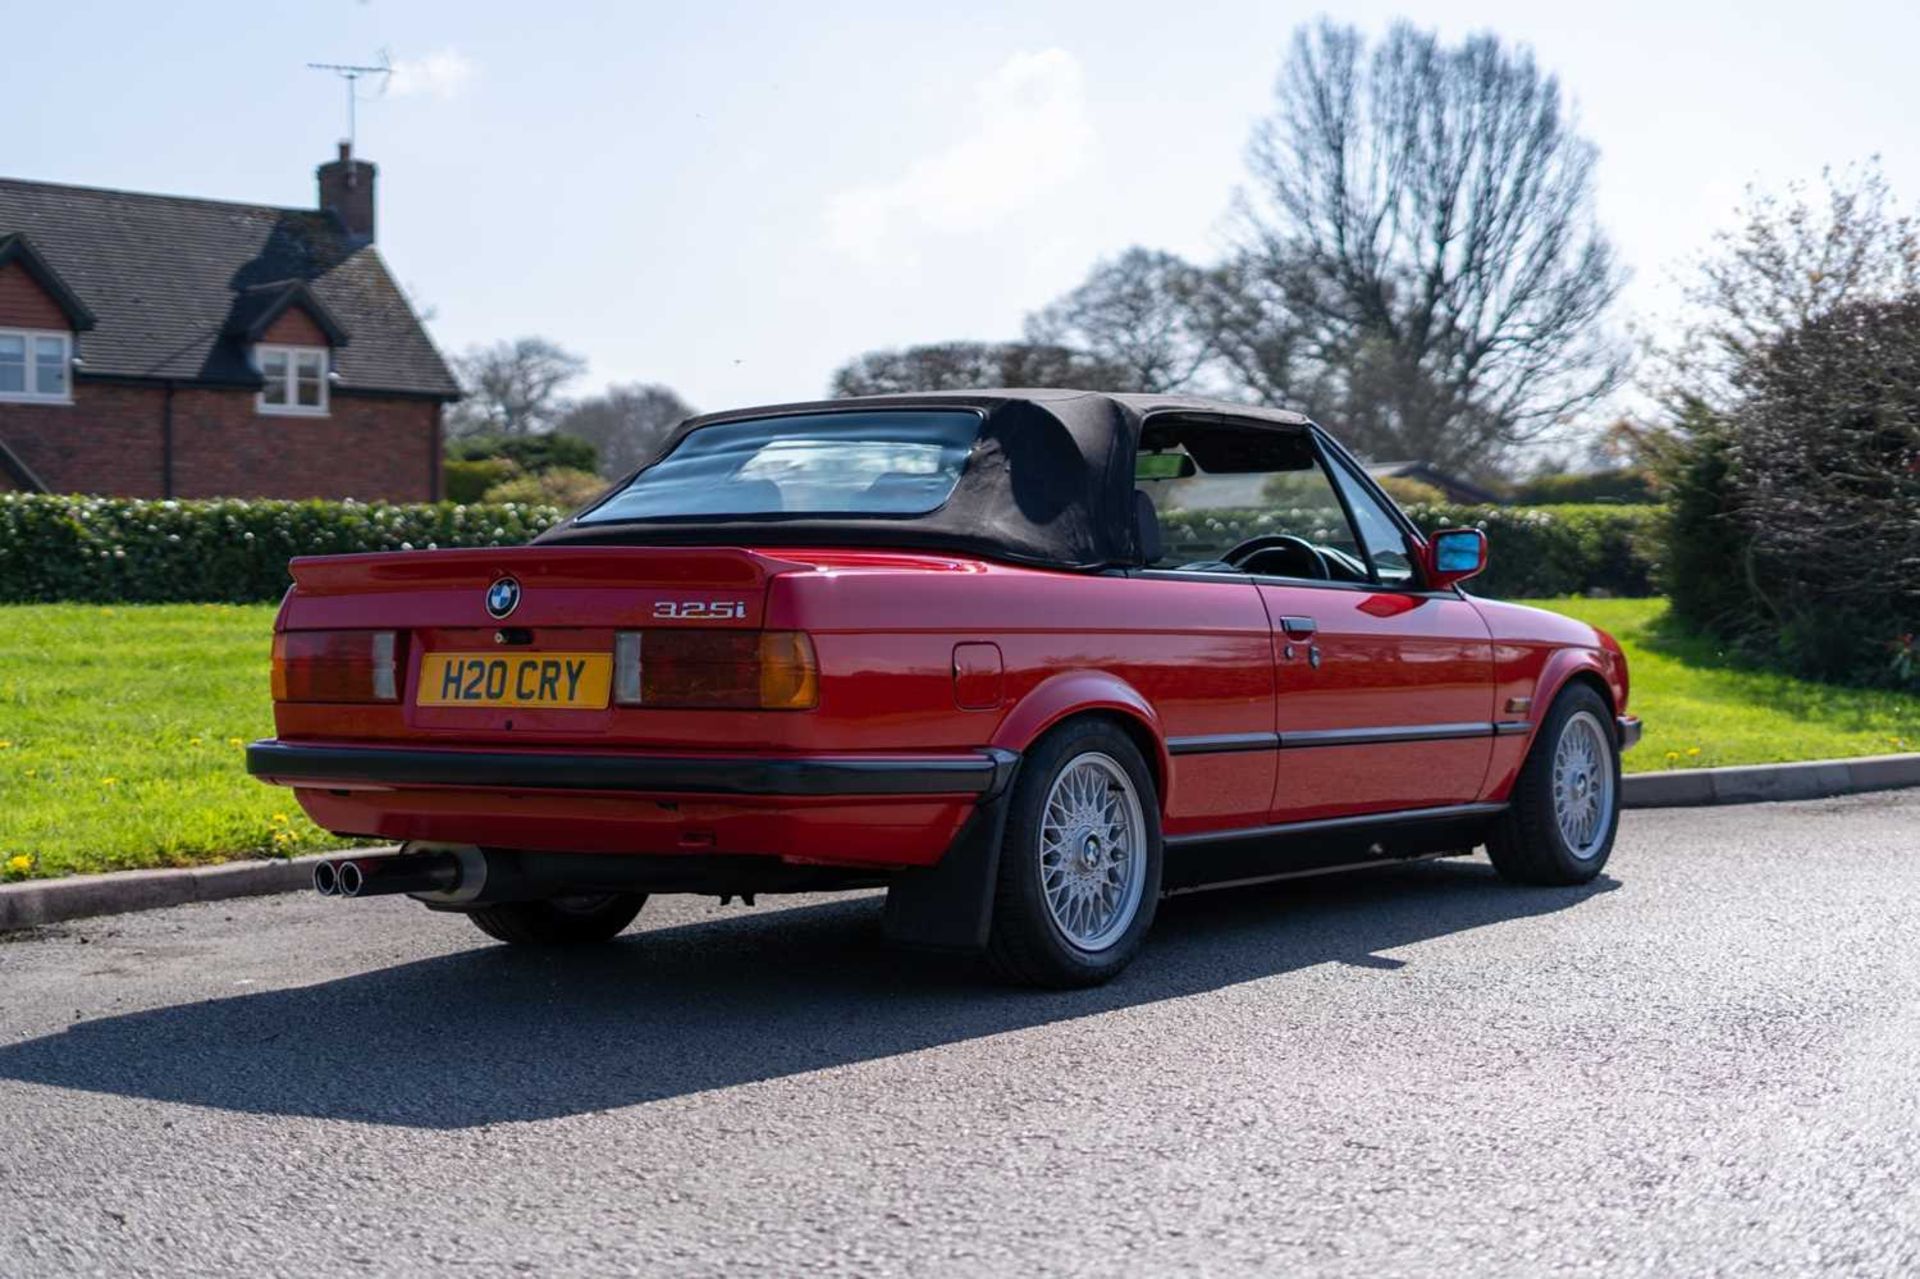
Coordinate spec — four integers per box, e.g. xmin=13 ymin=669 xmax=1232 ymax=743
xmin=1 ymin=792 xmax=1916 ymax=1277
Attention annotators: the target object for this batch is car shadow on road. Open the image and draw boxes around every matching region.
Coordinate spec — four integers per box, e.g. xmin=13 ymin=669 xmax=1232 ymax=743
xmin=0 ymin=860 xmax=1615 ymax=1129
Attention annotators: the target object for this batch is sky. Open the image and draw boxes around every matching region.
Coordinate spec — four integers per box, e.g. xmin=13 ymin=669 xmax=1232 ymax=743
xmin=8 ymin=0 xmax=1920 ymax=414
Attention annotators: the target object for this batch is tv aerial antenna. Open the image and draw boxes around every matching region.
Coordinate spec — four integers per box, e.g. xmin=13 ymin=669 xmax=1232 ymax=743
xmin=307 ymin=52 xmax=392 ymax=150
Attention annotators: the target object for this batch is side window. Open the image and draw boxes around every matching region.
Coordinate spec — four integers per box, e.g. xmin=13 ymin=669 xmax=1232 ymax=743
xmin=1326 ymin=455 xmax=1418 ymax=588
xmin=1135 ymin=427 xmax=1370 ymax=583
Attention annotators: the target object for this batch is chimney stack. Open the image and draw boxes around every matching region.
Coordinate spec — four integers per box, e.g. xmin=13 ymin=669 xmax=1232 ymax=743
xmin=317 ymin=140 xmax=377 ymax=244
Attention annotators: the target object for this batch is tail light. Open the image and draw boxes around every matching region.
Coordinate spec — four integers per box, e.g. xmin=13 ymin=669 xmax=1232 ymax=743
xmin=272 ymin=631 xmax=399 ymax=703
xmin=613 ymin=630 xmax=818 ymax=710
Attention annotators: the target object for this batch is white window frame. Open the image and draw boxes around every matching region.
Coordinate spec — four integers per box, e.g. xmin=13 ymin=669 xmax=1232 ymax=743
xmin=254 ymin=344 xmax=330 ymax=417
xmin=0 ymin=328 xmax=73 ymax=404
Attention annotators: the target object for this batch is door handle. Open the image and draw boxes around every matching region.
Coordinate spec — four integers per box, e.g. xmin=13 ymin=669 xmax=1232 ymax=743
xmin=1279 ymin=616 xmax=1318 ymax=639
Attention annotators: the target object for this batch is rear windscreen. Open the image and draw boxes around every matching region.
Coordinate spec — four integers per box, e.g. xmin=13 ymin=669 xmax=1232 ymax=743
xmin=576 ymin=410 xmax=981 ymax=523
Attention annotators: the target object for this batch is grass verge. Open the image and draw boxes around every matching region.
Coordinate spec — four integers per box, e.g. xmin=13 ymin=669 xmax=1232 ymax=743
xmin=0 ymin=604 xmax=342 ymax=880
xmin=1527 ymin=597 xmax=1917 ymax=772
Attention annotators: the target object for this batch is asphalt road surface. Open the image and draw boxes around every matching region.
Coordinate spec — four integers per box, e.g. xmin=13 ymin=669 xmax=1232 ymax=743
xmin=2 ymin=792 xmax=1917 ymax=1276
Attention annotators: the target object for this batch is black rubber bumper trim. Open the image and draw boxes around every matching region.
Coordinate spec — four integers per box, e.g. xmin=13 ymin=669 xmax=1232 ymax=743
xmin=248 ymin=741 xmax=1021 ymax=799
xmin=1616 ymin=715 xmax=1644 ymax=751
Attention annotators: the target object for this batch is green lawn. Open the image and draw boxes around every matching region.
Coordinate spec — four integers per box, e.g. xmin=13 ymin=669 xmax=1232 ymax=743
xmin=1 ymin=598 xmax=1915 ymax=882
xmin=0 ymin=604 xmax=342 ymax=881
xmin=1526 ymin=597 xmax=1917 ymax=771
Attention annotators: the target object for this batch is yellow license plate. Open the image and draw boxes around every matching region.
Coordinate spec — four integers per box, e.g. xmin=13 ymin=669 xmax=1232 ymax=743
xmin=417 ymin=652 xmax=613 ymax=709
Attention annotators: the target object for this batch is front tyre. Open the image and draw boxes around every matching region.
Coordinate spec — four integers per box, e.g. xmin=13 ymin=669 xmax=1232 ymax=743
xmin=987 ymin=720 xmax=1162 ymax=988
xmin=1487 ymin=683 xmax=1621 ymax=885
xmin=466 ymin=893 xmax=648 ymax=946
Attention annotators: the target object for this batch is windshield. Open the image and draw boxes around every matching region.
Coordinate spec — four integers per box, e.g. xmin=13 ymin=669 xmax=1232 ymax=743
xmin=577 ymin=410 xmax=981 ymax=523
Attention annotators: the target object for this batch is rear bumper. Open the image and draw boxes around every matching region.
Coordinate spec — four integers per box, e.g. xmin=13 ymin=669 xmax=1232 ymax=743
xmin=247 ymin=740 xmax=1017 ymax=867
xmin=246 ymin=741 xmax=1019 ymax=798
xmin=1617 ymin=715 xmax=1643 ymax=751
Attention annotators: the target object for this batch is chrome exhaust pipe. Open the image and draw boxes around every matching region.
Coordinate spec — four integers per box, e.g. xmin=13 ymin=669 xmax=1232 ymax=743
xmin=331 ymin=849 xmax=470 ymax=900
xmin=312 ymin=860 xmax=339 ymax=897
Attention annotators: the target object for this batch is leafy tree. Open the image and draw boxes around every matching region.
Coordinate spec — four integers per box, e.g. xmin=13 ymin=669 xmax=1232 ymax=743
xmin=557 ymin=383 xmax=695 ymax=478
xmin=829 ymin=341 xmax=1127 ymax=397
xmin=1219 ymin=20 xmax=1626 ymax=472
xmin=445 ymin=337 xmax=588 ymax=438
xmin=1024 ymin=248 xmax=1212 ymax=392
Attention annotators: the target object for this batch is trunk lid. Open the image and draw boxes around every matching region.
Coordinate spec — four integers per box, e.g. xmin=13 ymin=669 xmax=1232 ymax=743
xmin=282 ymin=546 xmax=811 ymax=631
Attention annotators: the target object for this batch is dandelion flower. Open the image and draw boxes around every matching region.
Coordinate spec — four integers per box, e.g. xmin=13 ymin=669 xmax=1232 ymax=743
xmin=101 ymin=777 xmax=118 ymax=786
xmin=228 ymin=738 xmax=244 ymax=747
xmin=1686 ymin=747 xmax=1701 ymax=758
xmin=4 ymin=855 xmax=30 ymax=877
xmin=0 ymin=740 xmax=11 ymax=749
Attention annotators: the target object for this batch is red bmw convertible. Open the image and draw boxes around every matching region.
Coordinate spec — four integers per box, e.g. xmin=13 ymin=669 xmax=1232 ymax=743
xmin=250 ymin=391 xmax=1640 ymax=986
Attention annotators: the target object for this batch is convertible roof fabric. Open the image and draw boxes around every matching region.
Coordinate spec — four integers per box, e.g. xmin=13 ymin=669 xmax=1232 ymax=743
xmin=534 ymin=389 xmax=1312 ymax=571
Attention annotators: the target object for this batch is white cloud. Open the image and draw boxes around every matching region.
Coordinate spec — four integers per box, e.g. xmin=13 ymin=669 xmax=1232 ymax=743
xmin=387 ymin=50 xmax=477 ymax=100
xmin=825 ymin=49 xmax=1093 ymax=263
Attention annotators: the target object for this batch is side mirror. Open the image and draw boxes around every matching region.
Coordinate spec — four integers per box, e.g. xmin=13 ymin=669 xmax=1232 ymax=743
xmin=1424 ymin=527 xmax=1488 ymax=588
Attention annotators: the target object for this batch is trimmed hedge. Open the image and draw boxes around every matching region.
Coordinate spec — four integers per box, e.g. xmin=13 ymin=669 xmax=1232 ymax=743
xmin=0 ymin=495 xmax=566 ymax=604
xmin=1161 ymin=502 xmax=1662 ymax=599
xmin=0 ymin=494 xmax=1661 ymax=605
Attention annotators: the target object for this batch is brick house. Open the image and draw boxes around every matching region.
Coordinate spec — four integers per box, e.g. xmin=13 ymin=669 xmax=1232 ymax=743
xmin=0 ymin=145 xmax=459 ymax=500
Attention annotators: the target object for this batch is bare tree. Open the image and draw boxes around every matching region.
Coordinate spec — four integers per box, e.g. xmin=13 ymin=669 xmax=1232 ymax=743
xmin=1662 ymin=160 xmax=1920 ymax=413
xmin=1024 ymin=248 xmax=1212 ymax=392
xmin=1225 ymin=21 xmax=1626 ymax=472
xmin=556 ymin=383 xmax=695 ymax=477
xmin=829 ymin=341 xmax=1125 ymax=397
xmin=446 ymin=337 xmax=589 ymax=438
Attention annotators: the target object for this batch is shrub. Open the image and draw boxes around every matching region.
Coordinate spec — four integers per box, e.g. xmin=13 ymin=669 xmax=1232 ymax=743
xmin=442 ymin=457 xmax=518 ymax=504
xmin=447 ymin=432 xmax=598 ymax=476
xmin=1657 ymin=405 xmax=1753 ymax=637
xmin=1508 ymin=467 xmax=1657 ymax=506
xmin=1158 ymin=503 xmax=1661 ymax=599
xmin=481 ymin=467 xmax=609 ymax=509
xmin=0 ymin=495 xmax=567 ymax=604
xmin=1663 ymin=297 xmax=1920 ymax=687
xmin=1372 ymin=475 xmax=1448 ymax=507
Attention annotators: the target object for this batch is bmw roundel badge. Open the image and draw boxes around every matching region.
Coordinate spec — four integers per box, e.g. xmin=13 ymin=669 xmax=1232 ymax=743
xmin=485 ymin=577 xmax=521 ymax=619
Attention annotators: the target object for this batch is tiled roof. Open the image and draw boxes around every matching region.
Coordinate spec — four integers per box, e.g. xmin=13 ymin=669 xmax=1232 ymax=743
xmin=0 ymin=178 xmax=459 ymax=399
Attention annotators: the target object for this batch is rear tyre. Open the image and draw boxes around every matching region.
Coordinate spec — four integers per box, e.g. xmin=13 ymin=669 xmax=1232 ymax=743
xmin=986 ymin=719 xmax=1162 ymax=988
xmin=1487 ymin=683 xmax=1620 ymax=886
xmin=466 ymin=893 xmax=648 ymax=946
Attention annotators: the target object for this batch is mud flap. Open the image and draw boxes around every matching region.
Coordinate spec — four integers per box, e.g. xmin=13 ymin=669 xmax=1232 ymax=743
xmin=882 ymin=749 xmax=1020 ymax=953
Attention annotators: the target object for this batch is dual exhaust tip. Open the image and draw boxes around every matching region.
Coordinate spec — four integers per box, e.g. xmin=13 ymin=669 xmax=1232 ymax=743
xmin=312 ymin=846 xmax=476 ymax=901
xmin=310 ymin=859 xmax=369 ymax=898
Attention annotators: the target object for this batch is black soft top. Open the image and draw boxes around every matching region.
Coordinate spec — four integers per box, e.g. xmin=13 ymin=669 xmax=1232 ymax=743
xmin=534 ymin=389 xmax=1313 ymax=571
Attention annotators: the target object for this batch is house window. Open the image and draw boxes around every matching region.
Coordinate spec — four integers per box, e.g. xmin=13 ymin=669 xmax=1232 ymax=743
xmin=255 ymin=345 xmax=328 ymax=415
xmin=0 ymin=329 xmax=72 ymax=403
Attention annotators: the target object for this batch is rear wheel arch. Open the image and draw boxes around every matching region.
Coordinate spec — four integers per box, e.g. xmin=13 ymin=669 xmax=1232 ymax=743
xmin=992 ymin=673 xmax=1170 ymax=807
